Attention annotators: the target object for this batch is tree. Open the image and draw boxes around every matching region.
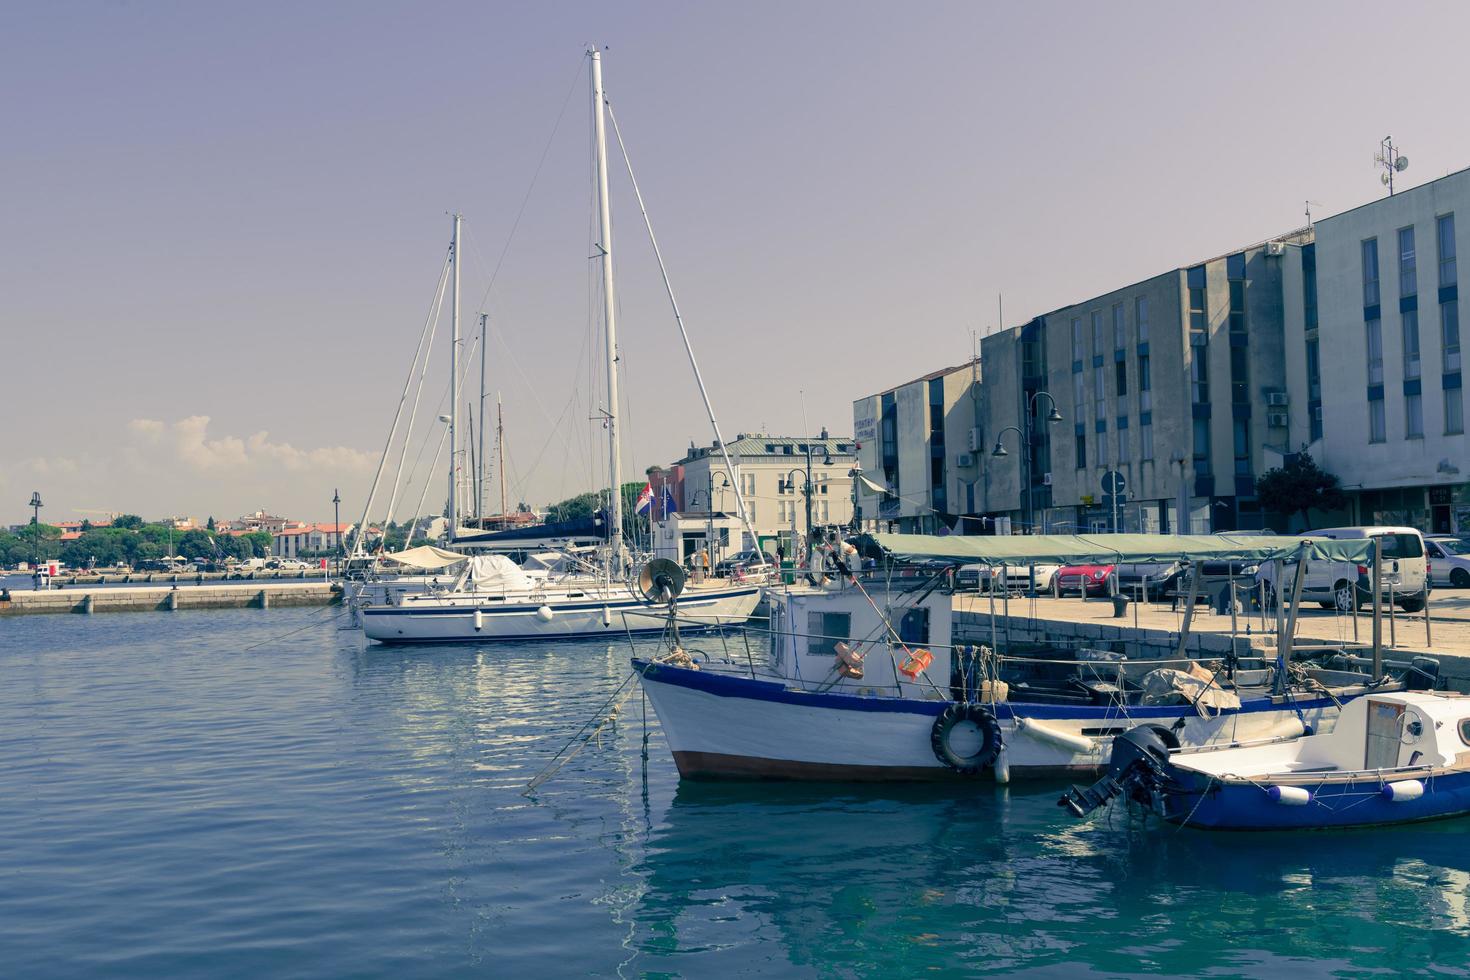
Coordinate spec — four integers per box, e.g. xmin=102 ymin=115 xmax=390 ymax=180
xmin=1255 ymin=452 xmax=1346 ymax=528
xmin=207 ymin=516 xmax=216 ymax=531
xmin=113 ymin=514 xmax=145 ymax=530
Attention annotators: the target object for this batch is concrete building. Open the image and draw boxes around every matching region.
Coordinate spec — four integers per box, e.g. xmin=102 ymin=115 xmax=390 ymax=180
xmin=1297 ymin=166 xmax=1469 ymax=532
xmin=659 ymin=431 xmax=856 ymax=560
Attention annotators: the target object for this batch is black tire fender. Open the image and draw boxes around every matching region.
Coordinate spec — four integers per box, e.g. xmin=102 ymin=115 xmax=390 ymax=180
xmin=930 ymin=703 xmax=1003 ymax=775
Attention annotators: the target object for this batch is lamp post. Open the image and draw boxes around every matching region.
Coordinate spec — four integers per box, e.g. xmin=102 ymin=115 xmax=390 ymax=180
xmin=28 ymin=491 xmax=43 ymax=574
xmin=848 ymin=463 xmax=863 ymax=533
xmin=779 ymin=442 xmax=833 ymax=558
xmin=991 ymin=391 xmax=1062 ymax=533
xmin=332 ymin=488 xmax=341 ymax=578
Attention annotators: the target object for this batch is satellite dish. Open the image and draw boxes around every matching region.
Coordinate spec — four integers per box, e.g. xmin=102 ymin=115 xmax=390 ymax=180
xmin=636 ymin=558 xmax=686 ymax=602
xmin=1395 ymin=156 xmax=1409 ymax=172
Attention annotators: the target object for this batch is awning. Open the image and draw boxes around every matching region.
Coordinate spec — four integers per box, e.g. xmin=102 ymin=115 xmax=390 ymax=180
xmin=866 ymin=532 xmax=1376 ymax=566
xmin=380 ymin=545 xmax=469 ymax=571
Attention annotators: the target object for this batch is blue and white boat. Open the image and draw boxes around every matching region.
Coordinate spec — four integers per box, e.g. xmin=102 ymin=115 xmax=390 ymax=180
xmin=1062 ymin=691 xmax=1470 ymax=830
xmin=635 ymin=532 xmax=1430 ymax=781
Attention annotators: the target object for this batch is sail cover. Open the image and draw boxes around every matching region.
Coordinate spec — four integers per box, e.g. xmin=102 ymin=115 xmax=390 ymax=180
xmin=865 ymin=532 xmax=1377 ymax=566
xmin=464 ymin=554 xmax=536 ymax=592
xmin=381 ymin=545 xmax=469 ymax=571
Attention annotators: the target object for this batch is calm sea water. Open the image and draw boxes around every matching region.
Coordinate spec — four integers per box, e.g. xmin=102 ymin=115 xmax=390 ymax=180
xmin=4 ymin=608 xmax=1470 ymax=978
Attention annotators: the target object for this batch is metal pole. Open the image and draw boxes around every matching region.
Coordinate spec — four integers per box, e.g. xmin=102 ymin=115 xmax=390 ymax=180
xmin=1279 ymin=544 xmax=1309 ymax=691
xmin=448 ymin=212 xmax=461 ymax=541
xmin=590 ymin=48 xmax=624 ymax=572
xmin=1372 ymin=536 xmax=1383 ymax=679
xmin=333 ymin=488 xmax=341 ymax=579
xmin=498 ymin=395 xmax=507 ymax=517
xmin=1173 ymin=563 xmax=1203 ymax=663
xmin=478 ymin=313 xmax=488 ymax=522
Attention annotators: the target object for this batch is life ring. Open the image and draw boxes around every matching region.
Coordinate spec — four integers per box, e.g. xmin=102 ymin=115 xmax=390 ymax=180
xmin=930 ymin=703 xmax=1003 ymax=774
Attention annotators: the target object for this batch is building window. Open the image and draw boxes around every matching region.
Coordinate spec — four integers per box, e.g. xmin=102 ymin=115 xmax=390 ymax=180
xmin=1192 ymin=417 xmax=1211 ymax=476
xmin=1403 ymin=310 xmax=1421 ymax=380
xmin=1093 ymin=367 xmax=1105 ymax=418
xmin=1447 ymin=387 xmax=1464 ymax=435
xmin=1439 ymin=214 xmax=1458 ymax=289
xmin=1071 ymin=317 xmax=1083 ymax=361
xmin=1406 ymin=393 xmax=1424 ymax=438
xmin=1399 ymin=226 xmax=1417 ymax=298
xmin=1135 ymin=295 xmax=1149 ymax=343
xmin=1444 ymin=299 xmax=1462 ymax=373
xmin=806 ymin=611 xmax=851 ymax=655
xmin=1138 ymin=354 xmax=1151 ymax=412
xmin=1369 ymin=396 xmax=1386 ymax=443
xmin=1190 ymin=355 xmax=1209 ymax=403
xmin=1188 ymin=266 xmax=1207 ymax=339
xmin=1073 ymin=371 xmax=1086 ymax=419
xmin=1112 ymin=302 xmax=1125 ymax=350
xmin=1303 ymin=242 xmax=1319 ymax=330
xmin=1228 ymin=279 xmax=1246 ymax=334
xmin=1233 ymin=418 xmax=1251 ymax=476
xmin=1140 ymin=419 xmax=1154 ymax=460
xmin=1075 ymin=432 xmax=1087 ymax=470
xmin=1114 ymin=359 xmax=1128 ymax=399
xmin=1090 ymin=310 xmax=1104 ymax=357
xmin=1306 ymin=338 xmax=1322 ymax=441
xmin=1117 ymin=424 xmax=1129 ymax=462
xmin=1363 ymin=238 xmax=1380 ymax=308
xmin=1366 ymin=318 xmax=1384 ymax=385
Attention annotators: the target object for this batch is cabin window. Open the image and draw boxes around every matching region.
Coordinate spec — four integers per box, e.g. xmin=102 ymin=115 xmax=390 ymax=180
xmin=806 ymin=612 xmax=851 ymax=656
xmin=1459 ymin=719 xmax=1470 ymax=747
xmin=899 ymin=607 xmax=930 ymax=645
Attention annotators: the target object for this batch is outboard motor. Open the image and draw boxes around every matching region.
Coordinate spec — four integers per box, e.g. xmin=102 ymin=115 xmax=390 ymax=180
xmin=1404 ymin=656 xmax=1441 ymax=692
xmin=1058 ymin=724 xmax=1180 ymax=818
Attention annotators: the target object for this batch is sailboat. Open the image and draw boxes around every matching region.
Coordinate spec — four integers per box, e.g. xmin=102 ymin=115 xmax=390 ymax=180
xmin=360 ymin=50 xmax=763 ymax=644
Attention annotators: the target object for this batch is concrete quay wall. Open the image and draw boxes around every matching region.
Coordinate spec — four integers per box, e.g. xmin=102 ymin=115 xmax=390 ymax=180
xmin=0 ymin=582 xmax=342 ymax=616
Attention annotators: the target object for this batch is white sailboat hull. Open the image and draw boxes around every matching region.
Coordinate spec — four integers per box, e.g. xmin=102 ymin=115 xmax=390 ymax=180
xmin=634 ymin=660 xmax=1347 ymax=780
xmin=361 ymin=584 xmax=762 ymax=644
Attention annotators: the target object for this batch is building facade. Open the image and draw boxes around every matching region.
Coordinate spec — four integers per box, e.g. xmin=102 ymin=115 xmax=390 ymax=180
xmin=663 ymin=431 xmax=856 ymax=559
xmin=1302 ymin=167 xmax=1469 ymax=532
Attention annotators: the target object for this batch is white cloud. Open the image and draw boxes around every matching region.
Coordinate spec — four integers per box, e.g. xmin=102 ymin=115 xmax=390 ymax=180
xmin=127 ymin=416 xmax=376 ymax=474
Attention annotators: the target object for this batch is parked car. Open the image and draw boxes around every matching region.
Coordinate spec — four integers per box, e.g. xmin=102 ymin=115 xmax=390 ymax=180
xmin=715 ymin=550 xmax=767 ymax=577
xmin=272 ymin=558 xmax=310 ymax=571
xmin=1114 ymin=561 xmax=1181 ymax=601
xmin=956 ymin=563 xmax=1061 ymax=594
xmin=1426 ymin=535 xmax=1470 ymax=588
xmin=1255 ymin=526 xmax=1429 ymax=612
xmin=1056 ymin=563 xmax=1116 ymax=596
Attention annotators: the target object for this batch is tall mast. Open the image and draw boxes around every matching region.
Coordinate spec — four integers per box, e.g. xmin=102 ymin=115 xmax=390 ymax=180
xmin=478 ymin=312 xmax=488 ymax=522
xmin=590 ymin=48 xmax=624 ymax=570
xmin=448 ymin=212 xmax=461 ymax=541
xmin=498 ymin=394 xmax=507 ymax=517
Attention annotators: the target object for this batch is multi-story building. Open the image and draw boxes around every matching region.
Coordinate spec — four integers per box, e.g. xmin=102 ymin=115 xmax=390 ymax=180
xmin=657 ymin=431 xmax=856 ymax=560
xmin=1295 ymin=165 xmax=1469 ymax=532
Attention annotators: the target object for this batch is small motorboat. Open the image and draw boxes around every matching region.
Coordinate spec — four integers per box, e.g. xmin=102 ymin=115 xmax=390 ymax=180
xmin=1061 ymin=692 xmax=1470 ymax=830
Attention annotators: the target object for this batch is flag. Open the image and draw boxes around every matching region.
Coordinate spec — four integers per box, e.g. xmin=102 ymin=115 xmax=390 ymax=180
xmin=661 ymin=487 xmax=678 ymax=516
xmin=635 ymin=483 xmax=654 ymax=515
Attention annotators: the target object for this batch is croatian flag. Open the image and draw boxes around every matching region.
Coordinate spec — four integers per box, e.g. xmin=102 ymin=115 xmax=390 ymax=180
xmin=635 ymin=483 xmax=654 ymax=515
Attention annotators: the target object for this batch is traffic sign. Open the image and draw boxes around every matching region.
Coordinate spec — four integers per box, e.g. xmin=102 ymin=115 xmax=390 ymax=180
xmin=1101 ymin=470 xmax=1126 ymax=496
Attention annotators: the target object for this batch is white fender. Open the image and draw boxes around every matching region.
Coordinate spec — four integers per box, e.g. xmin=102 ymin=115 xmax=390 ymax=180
xmin=993 ymin=744 xmax=1011 ymax=784
xmin=601 ymin=607 xmax=612 ymax=627
xmin=1015 ymin=717 xmax=1097 ymax=755
xmin=1381 ymin=779 xmax=1425 ymax=802
xmin=536 ymin=605 xmax=554 ymax=622
xmin=1261 ymin=717 xmax=1306 ymax=741
xmin=1267 ymin=785 xmax=1311 ymax=805
xmin=474 ymin=609 xmax=484 ymax=632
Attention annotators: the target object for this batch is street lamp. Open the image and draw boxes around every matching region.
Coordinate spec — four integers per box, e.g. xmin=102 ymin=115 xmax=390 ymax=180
xmin=28 ymin=491 xmax=43 ymax=573
xmin=332 ymin=488 xmax=342 ymax=578
xmin=991 ymin=391 xmax=1062 ymax=533
xmin=778 ymin=440 xmax=833 ymax=559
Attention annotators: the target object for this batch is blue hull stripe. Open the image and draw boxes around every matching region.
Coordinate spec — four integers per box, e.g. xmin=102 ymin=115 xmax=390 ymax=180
xmin=632 ymin=659 xmax=1344 ymax=721
xmin=1164 ymin=770 xmax=1470 ymax=829
xmin=371 ymin=623 xmax=725 ymax=645
xmin=364 ymin=588 xmax=760 ymax=620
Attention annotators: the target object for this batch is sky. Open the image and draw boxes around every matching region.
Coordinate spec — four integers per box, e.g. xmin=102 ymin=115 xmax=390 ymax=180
xmin=5 ymin=1 xmax=1470 ymax=526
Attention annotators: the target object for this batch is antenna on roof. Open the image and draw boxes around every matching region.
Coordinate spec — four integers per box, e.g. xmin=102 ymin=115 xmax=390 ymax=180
xmin=1375 ymin=136 xmax=1409 ymax=196
xmin=1305 ymin=200 xmax=1322 ymax=229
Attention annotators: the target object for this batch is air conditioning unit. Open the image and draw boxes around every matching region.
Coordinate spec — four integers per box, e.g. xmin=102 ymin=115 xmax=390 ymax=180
xmin=1042 ymin=472 xmax=1053 ymax=486
xmin=967 ymin=427 xmax=981 ymax=452
xmin=1265 ymin=241 xmax=1287 ymax=256
xmin=1267 ymin=412 xmax=1289 ymax=427
xmin=1266 ymin=392 xmax=1289 ymax=407
xmin=956 ymin=452 xmax=975 ymax=468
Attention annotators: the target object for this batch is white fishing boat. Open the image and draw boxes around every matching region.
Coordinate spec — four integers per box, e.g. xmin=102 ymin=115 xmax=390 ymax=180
xmin=634 ymin=532 xmax=1437 ymax=781
xmin=360 ymin=50 xmax=765 ymax=643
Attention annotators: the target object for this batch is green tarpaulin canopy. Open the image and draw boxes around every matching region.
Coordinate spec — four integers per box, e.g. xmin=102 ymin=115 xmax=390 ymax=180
xmin=867 ymin=532 xmax=1376 ymax=566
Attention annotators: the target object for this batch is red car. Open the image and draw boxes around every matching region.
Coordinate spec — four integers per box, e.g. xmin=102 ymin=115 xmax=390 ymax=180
xmin=1057 ymin=563 xmax=1116 ymax=596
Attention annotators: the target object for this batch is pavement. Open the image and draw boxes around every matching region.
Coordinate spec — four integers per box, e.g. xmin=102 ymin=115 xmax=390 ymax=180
xmin=952 ymin=589 xmax=1470 ymax=657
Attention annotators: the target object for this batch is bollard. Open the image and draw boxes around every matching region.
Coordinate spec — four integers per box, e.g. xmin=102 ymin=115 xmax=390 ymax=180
xmin=167 ymin=589 xmax=179 ymax=611
xmin=259 ymin=590 xmax=270 ymax=610
xmin=81 ymin=594 xmax=94 ymax=615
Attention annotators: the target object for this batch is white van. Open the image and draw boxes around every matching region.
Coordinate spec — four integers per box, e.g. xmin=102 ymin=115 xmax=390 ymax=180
xmin=1255 ymin=526 xmax=1429 ymax=612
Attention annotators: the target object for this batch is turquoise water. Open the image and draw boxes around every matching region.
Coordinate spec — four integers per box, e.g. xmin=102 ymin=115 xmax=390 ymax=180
xmin=4 ymin=608 xmax=1470 ymax=977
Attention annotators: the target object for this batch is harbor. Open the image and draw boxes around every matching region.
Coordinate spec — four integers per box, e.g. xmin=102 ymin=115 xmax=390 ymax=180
xmin=9 ymin=5 xmax=1470 ymax=976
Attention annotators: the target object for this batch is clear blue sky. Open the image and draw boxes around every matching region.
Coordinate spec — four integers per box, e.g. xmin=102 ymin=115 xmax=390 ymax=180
xmin=6 ymin=1 xmax=1469 ymax=524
